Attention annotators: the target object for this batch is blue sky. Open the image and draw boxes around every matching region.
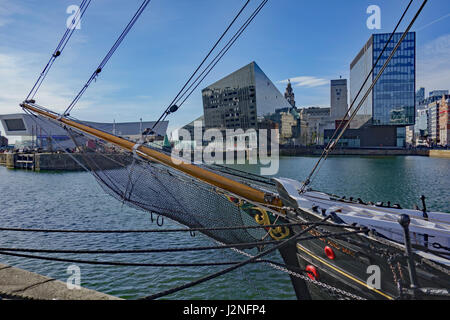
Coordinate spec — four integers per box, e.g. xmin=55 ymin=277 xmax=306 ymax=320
xmin=0 ymin=0 xmax=449 ymax=136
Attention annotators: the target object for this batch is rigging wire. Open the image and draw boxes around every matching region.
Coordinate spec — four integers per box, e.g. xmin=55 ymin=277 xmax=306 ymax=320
xmin=0 ymin=251 xmax=262 ymax=268
xmin=25 ymin=0 xmax=92 ymax=101
xmin=63 ymin=0 xmax=152 ymax=117
xmin=325 ymin=0 xmax=427 ymax=155
xmin=0 ymin=229 xmax=368 ymax=255
xmin=174 ymin=0 xmax=268 ymax=109
xmin=174 ymin=0 xmax=269 ymax=111
xmin=139 ymin=216 xmax=331 ymax=300
xmin=0 ymin=221 xmax=361 ymax=233
xmin=149 ymin=0 xmax=252 ymax=130
xmin=300 ymin=0 xmax=424 ymax=192
xmin=149 ymin=0 xmax=269 ymax=132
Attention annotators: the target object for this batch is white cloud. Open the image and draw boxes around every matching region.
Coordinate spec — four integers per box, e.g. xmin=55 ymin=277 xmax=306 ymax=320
xmin=416 ymin=13 xmax=450 ymax=32
xmin=416 ymin=33 xmax=450 ymax=92
xmin=0 ymin=47 xmax=128 ymax=124
xmin=278 ymin=76 xmax=329 ymax=88
xmin=0 ymin=51 xmax=74 ymax=114
xmin=0 ymin=0 xmax=26 ymax=27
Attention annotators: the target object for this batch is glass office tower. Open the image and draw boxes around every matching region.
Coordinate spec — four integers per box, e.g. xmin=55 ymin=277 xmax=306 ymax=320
xmin=351 ymin=32 xmax=416 ymax=126
xmin=350 ymin=32 xmax=415 ymax=147
xmin=372 ymin=32 xmax=415 ymax=126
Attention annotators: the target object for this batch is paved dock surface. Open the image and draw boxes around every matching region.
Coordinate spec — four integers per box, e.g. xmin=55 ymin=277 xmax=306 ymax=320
xmin=0 ymin=263 xmax=122 ymax=300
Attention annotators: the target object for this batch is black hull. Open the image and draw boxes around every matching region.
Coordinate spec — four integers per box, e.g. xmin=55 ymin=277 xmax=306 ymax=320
xmin=279 ymin=210 xmax=450 ymax=300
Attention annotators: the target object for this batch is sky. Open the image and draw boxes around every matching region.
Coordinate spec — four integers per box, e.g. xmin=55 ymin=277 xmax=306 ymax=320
xmin=0 ymin=0 xmax=449 ymax=138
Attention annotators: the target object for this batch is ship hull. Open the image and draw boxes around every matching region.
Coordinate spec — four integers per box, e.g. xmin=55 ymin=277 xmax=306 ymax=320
xmin=280 ymin=211 xmax=450 ymax=300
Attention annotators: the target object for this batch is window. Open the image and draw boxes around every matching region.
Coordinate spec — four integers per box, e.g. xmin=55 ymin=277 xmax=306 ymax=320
xmin=4 ymin=119 xmax=26 ymax=131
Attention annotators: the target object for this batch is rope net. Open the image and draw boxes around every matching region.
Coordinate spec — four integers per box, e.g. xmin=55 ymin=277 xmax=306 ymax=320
xmin=26 ymin=110 xmax=285 ymax=247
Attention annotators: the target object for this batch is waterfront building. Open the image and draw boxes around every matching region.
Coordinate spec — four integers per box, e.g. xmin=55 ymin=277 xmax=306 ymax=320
xmin=324 ymin=123 xmax=402 ymax=149
xmin=416 ymin=87 xmax=425 ymax=107
xmin=429 ymin=90 xmax=449 ymax=98
xmin=0 ymin=132 xmax=8 ymax=148
xmin=264 ymin=107 xmax=307 ymax=146
xmin=202 ymin=61 xmax=292 ymax=131
xmin=410 ymin=94 xmax=450 ymax=146
xmin=414 ymin=107 xmax=429 ymax=142
xmin=350 ymin=32 xmax=416 ymax=147
xmin=350 ymin=32 xmax=416 ymax=126
xmin=299 ymin=107 xmax=334 ymax=146
xmin=428 ymin=100 xmax=441 ymax=145
xmin=439 ymin=96 xmax=450 ymax=147
xmin=279 ymin=110 xmax=298 ymax=145
xmin=420 ymin=94 xmax=450 ymax=108
xmin=350 ymin=32 xmax=416 ymax=148
xmin=406 ymin=125 xmax=414 ymax=147
xmin=284 ymin=80 xmax=296 ymax=107
xmin=175 ymin=116 xmax=204 ymax=140
xmin=0 ymin=113 xmax=168 ymax=150
xmin=330 ymin=79 xmax=348 ymax=121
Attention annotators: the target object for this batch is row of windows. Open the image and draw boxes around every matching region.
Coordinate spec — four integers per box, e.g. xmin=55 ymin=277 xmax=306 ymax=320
xmin=369 ymin=33 xmax=415 ymax=126
xmin=374 ymin=62 xmax=415 ymax=71
xmin=374 ymin=32 xmax=415 ymax=43
xmin=375 ymin=83 xmax=414 ymax=92
xmin=376 ymin=71 xmax=415 ymax=79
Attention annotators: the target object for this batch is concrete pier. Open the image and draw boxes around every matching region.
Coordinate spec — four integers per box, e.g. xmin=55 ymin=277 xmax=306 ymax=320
xmin=0 ymin=152 xmax=131 ymax=171
xmin=0 ymin=149 xmax=448 ymax=172
xmin=279 ymin=148 xmax=450 ymax=158
xmin=0 ymin=263 xmax=122 ymax=300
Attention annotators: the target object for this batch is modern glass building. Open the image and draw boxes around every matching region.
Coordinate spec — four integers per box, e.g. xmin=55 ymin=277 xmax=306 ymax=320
xmin=429 ymin=90 xmax=449 ymax=98
xmin=350 ymin=32 xmax=416 ymax=147
xmin=350 ymin=32 xmax=416 ymax=126
xmin=416 ymin=87 xmax=425 ymax=107
xmin=202 ymin=62 xmax=292 ymax=130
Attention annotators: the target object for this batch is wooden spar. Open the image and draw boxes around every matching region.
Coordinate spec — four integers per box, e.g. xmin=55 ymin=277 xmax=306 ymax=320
xmin=22 ymin=103 xmax=281 ymax=207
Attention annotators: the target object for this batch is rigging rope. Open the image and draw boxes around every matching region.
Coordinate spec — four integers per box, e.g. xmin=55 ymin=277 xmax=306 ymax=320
xmin=173 ymin=0 xmax=269 ymax=111
xmin=149 ymin=0 xmax=251 ymax=131
xmin=0 ymin=251 xmax=264 ymax=268
xmin=0 ymin=229 xmax=368 ymax=255
xmin=25 ymin=0 xmax=92 ymax=101
xmin=0 ymin=221 xmax=361 ymax=233
xmin=301 ymin=0 xmax=426 ymax=192
xmin=149 ymin=0 xmax=269 ymax=132
xmin=63 ymin=0 xmax=152 ymax=116
xmin=139 ymin=216 xmax=331 ymax=300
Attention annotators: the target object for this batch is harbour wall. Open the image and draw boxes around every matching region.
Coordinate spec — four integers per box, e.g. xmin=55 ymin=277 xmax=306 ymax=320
xmin=428 ymin=149 xmax=450 ymax=159
xmin=0 ymin=153 xmax=131 ymax=171
xmin=0 ymin=149 xmax=448 ymax=172
xmin=0 ymin=262 xmax=121 ymax=300
xmin=279 ymin=148 xmax=449 ymax=158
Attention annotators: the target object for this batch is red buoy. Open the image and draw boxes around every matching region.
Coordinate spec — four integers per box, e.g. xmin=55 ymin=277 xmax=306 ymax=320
xmin=324 ymin=246 xmax=335 ymax=260
xmin=306 ymin=265 xmax=319 ymax=280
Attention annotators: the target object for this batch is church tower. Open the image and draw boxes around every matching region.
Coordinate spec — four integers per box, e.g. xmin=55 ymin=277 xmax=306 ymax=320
xmin=284 ymin=80 xmax=296 ymax=107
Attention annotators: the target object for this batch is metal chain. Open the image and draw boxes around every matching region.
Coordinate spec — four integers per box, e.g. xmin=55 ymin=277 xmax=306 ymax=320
xmin=268 ymin=262 xmax=366 ymax=300
xmin=224 ymin=243 xmax=366 ymax=300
